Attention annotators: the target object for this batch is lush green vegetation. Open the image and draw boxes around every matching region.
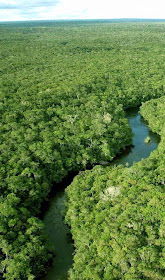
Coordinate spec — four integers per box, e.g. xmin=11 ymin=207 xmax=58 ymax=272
xmin=65 ymin=97 xmax=165 ymax=279
xmin=0 ymin=21 xmax=165 ymax=279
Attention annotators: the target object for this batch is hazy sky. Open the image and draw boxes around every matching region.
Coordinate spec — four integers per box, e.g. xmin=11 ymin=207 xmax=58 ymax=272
xmin=0 ymin=0 xmax=165 ymax=21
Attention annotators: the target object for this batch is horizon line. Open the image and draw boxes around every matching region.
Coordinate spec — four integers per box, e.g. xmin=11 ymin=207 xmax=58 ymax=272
xmin=1 ymin=18 xmax=165 ymax=23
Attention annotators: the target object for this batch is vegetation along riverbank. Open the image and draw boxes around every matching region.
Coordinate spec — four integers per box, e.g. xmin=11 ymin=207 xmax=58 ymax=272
xmin=0 ymin=20 xmax=165 ymax=279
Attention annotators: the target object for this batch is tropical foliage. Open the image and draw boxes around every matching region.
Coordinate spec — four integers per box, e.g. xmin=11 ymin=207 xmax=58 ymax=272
xmin=65 ymin=97 xmax=165 ymax=280
xmin=0 ymin=20 xmax=165 ymax=279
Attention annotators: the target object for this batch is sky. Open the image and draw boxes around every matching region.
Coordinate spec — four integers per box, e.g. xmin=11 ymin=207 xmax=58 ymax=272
xmin=0 ymin=0 xmax=165 ymax=22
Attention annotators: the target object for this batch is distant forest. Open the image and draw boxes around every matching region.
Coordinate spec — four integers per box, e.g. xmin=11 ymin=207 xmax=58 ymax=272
xmin=0 ymin=21 xmax=165 ymax=280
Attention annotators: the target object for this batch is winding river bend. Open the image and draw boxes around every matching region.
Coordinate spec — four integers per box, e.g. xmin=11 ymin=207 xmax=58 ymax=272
xmin=43 ymin=108 xmax=160 ymax=280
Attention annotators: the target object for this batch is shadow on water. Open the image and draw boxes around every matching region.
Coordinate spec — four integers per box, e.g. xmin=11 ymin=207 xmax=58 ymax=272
xmin=40 ymin=172 xmax=78 ymax=280
xmin=43 ymin=107 xmax=160 ymax=280
xmin=43 ymin=191 xmax=74 ymax=280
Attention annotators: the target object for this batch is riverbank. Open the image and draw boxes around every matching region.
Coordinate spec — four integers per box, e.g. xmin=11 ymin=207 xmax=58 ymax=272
xmin=43 ymin=108 xmax=160 ymax=280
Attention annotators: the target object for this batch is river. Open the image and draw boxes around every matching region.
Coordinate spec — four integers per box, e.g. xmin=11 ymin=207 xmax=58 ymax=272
xmin=43 ymin=108 xmax=160 ymax=280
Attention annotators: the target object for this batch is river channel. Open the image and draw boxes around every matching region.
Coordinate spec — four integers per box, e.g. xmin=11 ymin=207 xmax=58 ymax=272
xmin=43 ymin=108 xmax=160 ymax=280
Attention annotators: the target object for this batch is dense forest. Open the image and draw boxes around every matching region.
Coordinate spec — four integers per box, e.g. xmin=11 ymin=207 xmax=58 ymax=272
xmin=0 ymin=20 xmax=165 ymax=279
xmin=65 ymin=96 xmax=165 ymax=279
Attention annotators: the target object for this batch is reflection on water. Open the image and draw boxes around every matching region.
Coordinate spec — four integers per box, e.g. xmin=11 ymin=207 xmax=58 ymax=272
xmin=43 ymin=192 xmax=74 ymax=280
xmin=112 ymin=108 xmax=160 ymax=166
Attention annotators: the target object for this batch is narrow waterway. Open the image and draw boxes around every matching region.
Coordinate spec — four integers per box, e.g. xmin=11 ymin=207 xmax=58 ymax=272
xmin=43 ymin=108 xmax=160 ymax=280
